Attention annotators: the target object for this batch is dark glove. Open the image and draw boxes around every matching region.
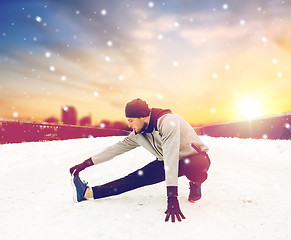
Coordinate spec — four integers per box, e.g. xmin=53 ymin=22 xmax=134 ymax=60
xmin=69 ymin=158 xmax=94 ymax=175
xmin=165 ymin=186 xmax=186 ymax=222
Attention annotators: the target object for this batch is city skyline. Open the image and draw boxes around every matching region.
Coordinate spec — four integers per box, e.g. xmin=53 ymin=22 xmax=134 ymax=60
xmin=1 ymin=0 xmax=291 ymax=126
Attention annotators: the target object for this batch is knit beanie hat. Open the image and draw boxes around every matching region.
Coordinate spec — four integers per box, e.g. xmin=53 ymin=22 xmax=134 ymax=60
xmin=125 ymin=98 xmax=150 ymax=118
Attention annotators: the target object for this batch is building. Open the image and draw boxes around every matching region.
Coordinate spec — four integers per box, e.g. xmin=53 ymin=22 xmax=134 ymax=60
xmin=62 ymin=106 xmax=77 ymax=125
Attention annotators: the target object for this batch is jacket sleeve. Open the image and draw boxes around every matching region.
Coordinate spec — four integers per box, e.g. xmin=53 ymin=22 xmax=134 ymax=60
xmin=159 ymin=114 xmax=180 ymax=187
xmin=91 ymin=132 xmax=140 ymax=165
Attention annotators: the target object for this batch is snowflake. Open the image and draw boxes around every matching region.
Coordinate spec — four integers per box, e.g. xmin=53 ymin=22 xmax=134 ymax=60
xmin=148 ymin=2 xmax=154 ymax=8
xmin=49 ymin=65 xmax=56 ymax=72
xmin=93 ymin=91 xmax=99 ymax=97
xmin=240 ymin=19 xmax=245 ymax=25
xmin=101 ymin=9 xmax=107 ymax=15
xmin=63 ymin=106 xmax=69 ymax=112
xmin=212 ymin=73 xmax=218 ymax=78
xmin=105 ymin=56 xmax=111 ymax=62
xmin=173 ymin=22 xmax=180 ymax=28
xmin=285 ymin=123 xmax=290 ymax=129
xmin=157 ymin=94 xmax=163 ymax=100
xmin=184 ymin=158 xmax=190 ymax=164
xmin=100 ymin=123 xmax=105 ymax=128
xmin=277 ymin=72 xmax=282 ymax=77
xmin=157 ymin=34 xmax=163 ymax=40
xmin=262 ymin=134 xmax=268 ymax=139
xmin=262 ymin=37 xmax=268 ymax=43
xmin=225 ymin=65 xmax=230 ymax=70
xmin=138 ymin=170 xmax=144 ymax=176
xmin=222 ymin=4 xmax=228 ymax=10
xmin=172 ymin=61 xmax=179 ymax=67
xmin=13 ymin=112 xmax=18 ymax=118
xmin=211 ymin=108 xmax=216 ymax=113
xmin=272 ymin=58 xmax=278 ymax=64
xmin=76 ymin=10 xmax=80 ymax=15
xmin=107 ymin=41 xmax=113 ymax=46
xmin=119 ymin=75 xmax=124 ymax=81
xmin=61 ymin=75 xmax=67 ymax=81
xmin=35 ymin=16 xmax=42 ymax=22
xmin=170 ymin=121 xmax=176 ymax=126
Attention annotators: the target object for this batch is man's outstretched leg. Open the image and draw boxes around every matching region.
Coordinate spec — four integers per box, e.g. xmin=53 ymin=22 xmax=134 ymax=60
xmin=74 ymin=160 xmax=166 ymax=201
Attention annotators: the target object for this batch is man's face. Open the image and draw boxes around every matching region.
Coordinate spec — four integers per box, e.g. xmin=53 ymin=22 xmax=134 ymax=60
xmin=127 ymin=117 xmax=147 ymax=133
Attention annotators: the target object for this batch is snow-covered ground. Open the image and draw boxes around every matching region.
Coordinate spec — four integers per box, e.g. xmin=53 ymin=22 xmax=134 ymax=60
xmin=0 ymin=136 xmax=291 ymax=240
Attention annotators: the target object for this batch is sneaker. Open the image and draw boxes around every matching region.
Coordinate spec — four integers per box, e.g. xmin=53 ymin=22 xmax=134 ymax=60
xmin=188 ymin=182 xmax=202 ymax=203
xmin=71 ymin=173 xmax=88 ymax=203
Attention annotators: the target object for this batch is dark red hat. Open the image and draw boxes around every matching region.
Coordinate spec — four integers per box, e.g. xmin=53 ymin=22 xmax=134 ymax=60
xmin=125 ymin=98 xmax=150 ymax=118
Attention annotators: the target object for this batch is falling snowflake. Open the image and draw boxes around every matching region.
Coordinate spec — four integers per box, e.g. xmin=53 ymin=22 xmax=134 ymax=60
xmin=157 ymin=94 xmax=163 ymax=100
xmin=35 ymin=16 xmax=42 ymax=22
xmin=240 ymin=19 xmax=245 ymax=25
xmin=222 ymin=4 xmax=228 ymax=10
xmin=76 ymin=10 xmax=80 ymax=15
xmin=172 ymin=61 xmax=179 ymax=67
xmin=100 ymin=123 xmax=105 ymax=128
xmin=211 ymin=108 xmax=216 ymax=113
xmin=63 ymin=106 xmax=69 ymax=112
xmin=49 ymin=66 xmax=56 ymax=72
xmin=107 ymin=41 xmax=113 ymax=46
xmin=212 ymin=73 xmax=218 ymax=78
xmin=13 ymin=112 xmax=18 ymax=118
xmin=174 ymin=22 xmax=180 ymax=28
xmin=45 ymin=52 xmax=51 ymax=58
xmin=225 ymin=65 xmax=230 ymax=70
xmin=93 ymin=91 xmax=99 ymax=97
xmin=285 ymin=123 xmax=290 ymax=129
xmin=184 ymin=158 xmax=190 ymax=164
xmin=61 ymin=75 xmax=67 ymax=81
xmin=272 ymin=58 xmax=278 ymax=64
xmin=262 ymin=134 xmax=268 ymax=139
xmin=105 ymin=56 xmax=111 ymax=62
xmin=148 ymin=2 xmax=154 ymax=8
xmin=170 ymin=121 xmax=176 ymax=126
xmin=277 ymin=72 xmax=282 ymax=77
xmin=138 ymin=170 xmax=144 ymax=176
xmin=119 ymin=75 xmax=124 ymax=80
xmin=157 ymin=34 xmax=163 ymax=40
xmin=101 ymin=9 xmax=107 ymax=15
xmin=262 ymin=37 xmax=268 ymax=42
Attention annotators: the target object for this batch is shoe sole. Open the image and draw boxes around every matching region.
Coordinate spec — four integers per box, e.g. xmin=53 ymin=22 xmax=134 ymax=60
xmin=71 ymin=171 xmax=77 ymax=203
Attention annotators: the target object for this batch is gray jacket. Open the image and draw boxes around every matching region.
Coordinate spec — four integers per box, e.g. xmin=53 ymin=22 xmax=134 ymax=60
xmin=92 ymin=109 xmax=209 ymax=187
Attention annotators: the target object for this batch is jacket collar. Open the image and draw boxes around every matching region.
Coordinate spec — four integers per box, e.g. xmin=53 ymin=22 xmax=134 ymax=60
xmin=142 ymin=108 xmax=172 ymax=133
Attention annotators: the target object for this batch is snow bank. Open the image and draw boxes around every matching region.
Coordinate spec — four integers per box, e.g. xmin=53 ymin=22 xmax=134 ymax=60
xmin=0 ymin=136 xmax=290 ymax=240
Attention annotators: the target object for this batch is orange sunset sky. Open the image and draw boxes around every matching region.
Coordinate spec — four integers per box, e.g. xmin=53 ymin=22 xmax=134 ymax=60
xmin=0 ymin=0 xmax=290 ymax=126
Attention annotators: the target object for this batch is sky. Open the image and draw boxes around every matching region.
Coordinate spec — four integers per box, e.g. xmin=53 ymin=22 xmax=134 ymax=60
xmin=0 ymin=0 xmax=290 ymax=126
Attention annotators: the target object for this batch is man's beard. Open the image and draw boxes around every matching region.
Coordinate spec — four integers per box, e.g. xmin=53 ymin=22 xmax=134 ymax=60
xmin=135 ymin=122 xmax=148 ymax=134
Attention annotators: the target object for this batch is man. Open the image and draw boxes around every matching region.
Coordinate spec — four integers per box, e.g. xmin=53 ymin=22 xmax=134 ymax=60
xmin=70 ymin=98 xmax=210 ymax=223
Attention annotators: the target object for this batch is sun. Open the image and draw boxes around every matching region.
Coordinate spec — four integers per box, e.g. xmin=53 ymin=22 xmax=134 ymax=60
xmin=238 ymin=97 xmax=263 ymax=119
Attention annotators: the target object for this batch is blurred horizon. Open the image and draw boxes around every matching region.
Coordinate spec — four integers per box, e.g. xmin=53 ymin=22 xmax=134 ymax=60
xmin=1 ymin=0 xmax=291 ymax=126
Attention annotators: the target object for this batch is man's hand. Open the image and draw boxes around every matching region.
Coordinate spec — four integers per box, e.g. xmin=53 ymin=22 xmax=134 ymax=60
xmin=165 ymin=196 xmax=186 ymax=222
xmin=70 ymin=158 xmax=94 ymax=175
xmin=165 ymin=186 xmax=186 ymax=222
